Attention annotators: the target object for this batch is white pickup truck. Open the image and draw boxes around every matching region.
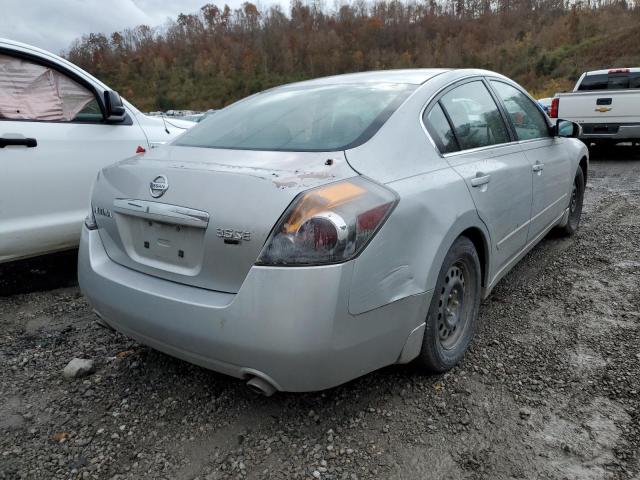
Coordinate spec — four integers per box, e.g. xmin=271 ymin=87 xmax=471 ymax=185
xmin=550 ymin=68 xmax=640 ymax=148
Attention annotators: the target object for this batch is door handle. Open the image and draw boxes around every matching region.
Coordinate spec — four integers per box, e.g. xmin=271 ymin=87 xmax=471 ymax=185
xmin=0 ymin=137 xmax=38 ymax=148
xmin=532 ymin=162 xmax=544 ymax=172
xmin=471 ymin=173 xmax=491 ymax=187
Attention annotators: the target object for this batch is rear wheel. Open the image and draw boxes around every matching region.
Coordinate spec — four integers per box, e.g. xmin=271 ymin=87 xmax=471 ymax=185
xmin=557 ymin=167 xmax=584 ymax=236
xmin=417 ymin=236 xmax=481 ymax=373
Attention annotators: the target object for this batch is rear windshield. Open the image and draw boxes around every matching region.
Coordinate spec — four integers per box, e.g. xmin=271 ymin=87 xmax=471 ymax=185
xmin=577 ymin=72 xmax=640 ymax=91
xmin=175 ymin=83 xmax=415 ymax=152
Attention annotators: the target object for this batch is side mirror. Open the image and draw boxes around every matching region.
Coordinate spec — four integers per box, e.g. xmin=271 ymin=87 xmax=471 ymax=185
xmin=103 ymin=90 xmax=126 ymax=123
xmin=555 ymin=119 xmax=582 ymax=138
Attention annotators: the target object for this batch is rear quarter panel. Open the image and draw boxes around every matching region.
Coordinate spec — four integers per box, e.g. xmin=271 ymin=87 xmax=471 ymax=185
xmin=348 ymin=167 xmax=487 ymax=317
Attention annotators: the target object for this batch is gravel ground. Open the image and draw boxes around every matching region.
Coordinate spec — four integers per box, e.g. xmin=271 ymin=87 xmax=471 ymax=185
xmin=1 ymin=147 xmax=639 ymax=480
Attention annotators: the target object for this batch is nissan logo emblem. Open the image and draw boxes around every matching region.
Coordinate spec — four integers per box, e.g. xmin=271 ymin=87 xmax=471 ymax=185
xmin=150 ymin=175 xmax=169 ymax=198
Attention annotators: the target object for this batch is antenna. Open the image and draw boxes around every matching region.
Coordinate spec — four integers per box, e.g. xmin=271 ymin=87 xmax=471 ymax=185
xmin=160 ymin=112 xmax=170 ymax=134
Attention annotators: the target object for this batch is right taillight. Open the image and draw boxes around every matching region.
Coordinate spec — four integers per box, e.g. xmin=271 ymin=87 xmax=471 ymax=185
xmin=257 ymin=177 xmax=398 ymax=266
xmin=549 ymin=98 xmax=559 ymax=118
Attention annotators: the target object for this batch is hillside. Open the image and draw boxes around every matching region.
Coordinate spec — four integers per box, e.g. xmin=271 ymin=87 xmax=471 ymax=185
xmin=65 ymin=0 xmax=640 ymax=110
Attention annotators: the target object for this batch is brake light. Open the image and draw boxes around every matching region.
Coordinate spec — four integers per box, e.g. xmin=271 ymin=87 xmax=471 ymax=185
xmin=257 ymin=177 xmax=398 ymax=266
xmin=136 ymin=145 xmax=146 ymax=153
xmin=357 ymin=204 xmax=390 ymax=231
xmin=608 ymin=68 xmax=630 ymax=74
xmin=296 ymin=213 xmax=342 ymax=251
xmin=549 ymin=98 xmax=559 ymax=118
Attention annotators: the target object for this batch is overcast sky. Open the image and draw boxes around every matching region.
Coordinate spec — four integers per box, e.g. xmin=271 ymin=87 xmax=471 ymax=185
xmin=1 ymin=0 xmax=286 ymax=55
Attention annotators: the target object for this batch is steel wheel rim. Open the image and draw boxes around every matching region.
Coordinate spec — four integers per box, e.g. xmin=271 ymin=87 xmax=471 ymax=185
xmin=570 ymin=182 xmax=578 ymax=213
xmin=437 ymin=262 xmax=470 ymax=350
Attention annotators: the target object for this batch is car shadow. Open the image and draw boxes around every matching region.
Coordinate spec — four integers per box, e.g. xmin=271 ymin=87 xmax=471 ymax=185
xmin=0 ymin=249 xmax=79 ymax=297
xmin=588 ymin=143 xmax=640 ymax=161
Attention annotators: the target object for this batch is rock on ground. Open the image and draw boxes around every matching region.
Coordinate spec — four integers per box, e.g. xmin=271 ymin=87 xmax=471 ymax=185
xmin=63 ymin=358 xmax=96 ymax=380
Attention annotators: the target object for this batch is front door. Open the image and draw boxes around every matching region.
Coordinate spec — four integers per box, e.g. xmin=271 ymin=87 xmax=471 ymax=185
xmin=0 ymin=50 xmax=145 ymax=261
xmin=489 ymin=80 xmax=572 ymax=241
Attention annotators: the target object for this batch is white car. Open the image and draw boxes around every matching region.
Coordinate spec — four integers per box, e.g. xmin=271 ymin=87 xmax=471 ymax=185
xmin=0 ymin=38 xmax=194 ymax=263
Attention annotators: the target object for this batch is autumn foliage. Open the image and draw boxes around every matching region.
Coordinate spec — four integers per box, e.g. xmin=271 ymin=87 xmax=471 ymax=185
xmin=65 ymin=0 xmax=640 ymax=111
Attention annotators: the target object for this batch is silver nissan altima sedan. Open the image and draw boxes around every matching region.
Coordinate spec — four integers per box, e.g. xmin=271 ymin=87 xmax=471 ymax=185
xmin=79 ymin=69 xmax=588 ymax=394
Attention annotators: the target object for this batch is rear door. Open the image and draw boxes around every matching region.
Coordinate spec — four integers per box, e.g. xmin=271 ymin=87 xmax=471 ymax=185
xmin=489 ymin=80 xmax=571 ymax=242
xmin=424 ymin=79 xmax=533 ymax=274
xmin=0 ymin=50 xmax=146 ymax=262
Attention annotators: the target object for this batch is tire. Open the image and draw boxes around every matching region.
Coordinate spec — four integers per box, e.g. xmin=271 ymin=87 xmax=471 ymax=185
xmin=417 ymin=236 xmax=481 ymax=373
xmin=557 ymin=167 xmax=585 ymax=236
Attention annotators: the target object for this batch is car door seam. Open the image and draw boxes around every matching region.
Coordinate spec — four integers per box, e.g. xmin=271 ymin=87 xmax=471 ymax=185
xmin=496 ymin=219 xmax=531 ymax=249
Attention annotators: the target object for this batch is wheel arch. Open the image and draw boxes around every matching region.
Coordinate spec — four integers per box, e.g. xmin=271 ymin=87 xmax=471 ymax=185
xmin=458 ymin=226 xmax=490 ymax=290
xmin=579 ymin=155 xmax=588 ymax=184
xmin=422 ymin=213 xmax=492 ymax=300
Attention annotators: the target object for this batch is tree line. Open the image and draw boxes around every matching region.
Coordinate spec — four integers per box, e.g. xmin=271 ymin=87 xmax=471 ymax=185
xmin=65 ymin=0 xmax=640 ymax=111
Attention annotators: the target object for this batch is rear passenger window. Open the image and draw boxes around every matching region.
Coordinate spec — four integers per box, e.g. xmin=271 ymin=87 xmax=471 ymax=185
xmin=490 ymin=81 xmax=550 ymax=141
xmin=424 ymin=103 xmax=458 ymax=153
xmin=440 ymin=81 xmax=510 ymax=150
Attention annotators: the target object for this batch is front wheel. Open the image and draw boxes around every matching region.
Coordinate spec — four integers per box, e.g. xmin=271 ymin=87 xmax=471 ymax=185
xmin=416 ymin=236 xmax=481 ymax=373
xmin=557 ymin=167 xmax=585 ymax=236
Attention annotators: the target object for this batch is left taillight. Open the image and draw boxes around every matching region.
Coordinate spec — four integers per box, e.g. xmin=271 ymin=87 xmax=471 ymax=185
xmin=257 ymin=177 xmax=398 ymax=266
xmin=549 ymin=98 xmax=559 ymax=119
xmin=84 ymin=207 xmax=97 ymax=230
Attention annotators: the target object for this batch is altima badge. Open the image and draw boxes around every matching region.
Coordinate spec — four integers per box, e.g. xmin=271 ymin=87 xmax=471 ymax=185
xmin=150 ymin=175 xmax=169 ymax=198
xmin=93 ymin=206 xmax=112 ymax=218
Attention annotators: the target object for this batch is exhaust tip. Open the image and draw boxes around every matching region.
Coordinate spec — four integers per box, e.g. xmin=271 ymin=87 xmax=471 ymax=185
xmin=92 ymin=309 xmax=115 ymax=332
xmin=246 ymin=376 xmax=277 ymax=397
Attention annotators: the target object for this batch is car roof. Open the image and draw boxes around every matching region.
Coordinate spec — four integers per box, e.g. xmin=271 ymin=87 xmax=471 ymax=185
xmin=0 ymin=37 xmax=73 ymax=70
xmin=0 ymin=37 xmax=108 ymax=88
xmin=284 ymin=69 xmax=451 ymax=87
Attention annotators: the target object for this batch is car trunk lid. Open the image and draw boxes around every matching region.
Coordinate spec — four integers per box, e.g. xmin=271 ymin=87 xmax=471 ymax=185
xmin=92 ymin=146 xmax=356 ymax=293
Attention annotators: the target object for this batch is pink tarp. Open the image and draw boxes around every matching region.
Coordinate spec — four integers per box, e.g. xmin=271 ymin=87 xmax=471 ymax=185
xmin=0 ymin=54 xmax=95 ymax=121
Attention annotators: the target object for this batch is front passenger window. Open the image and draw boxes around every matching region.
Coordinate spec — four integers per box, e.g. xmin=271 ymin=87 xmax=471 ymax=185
xmin=490 ymin=81 xmax=550 ymax=141
xmin=439 ymin=81 xmax=510 ymax=150
xmin=0 ymin=53 xmax=100 ymax=122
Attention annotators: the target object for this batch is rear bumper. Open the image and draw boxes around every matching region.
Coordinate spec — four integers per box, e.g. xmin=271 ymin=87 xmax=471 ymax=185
xmin=579 ymin=123 xmax=640 ymax=140
xmin=78 ymin=228 xmax=428 ymax=392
